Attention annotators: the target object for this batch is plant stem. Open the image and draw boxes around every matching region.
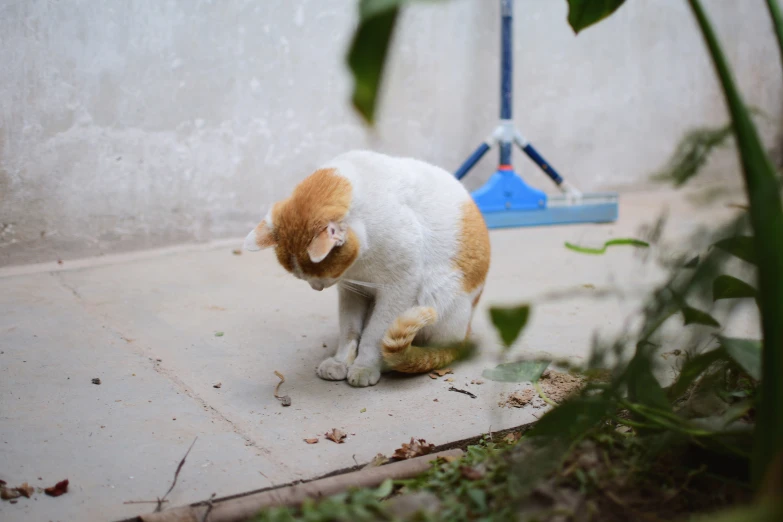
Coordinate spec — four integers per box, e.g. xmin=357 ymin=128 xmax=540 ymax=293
xmin=689 ymin=0 xmax=783 ymax=491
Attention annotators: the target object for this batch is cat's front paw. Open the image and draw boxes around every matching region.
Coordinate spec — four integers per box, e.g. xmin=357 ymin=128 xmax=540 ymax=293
xmin=347 ymin=365 xmax=381 ymax=387
xmin=316 ymin=357 xmax=348 ymax=381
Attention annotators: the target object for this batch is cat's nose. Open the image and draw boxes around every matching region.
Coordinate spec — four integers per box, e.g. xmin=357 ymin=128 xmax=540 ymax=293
xmin=310 ymin=282 xmax=324 ymax=291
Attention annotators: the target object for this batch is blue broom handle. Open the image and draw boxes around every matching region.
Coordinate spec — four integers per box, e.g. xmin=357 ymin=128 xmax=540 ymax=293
xmin=499 ymin=0 xmax=513 ymax=166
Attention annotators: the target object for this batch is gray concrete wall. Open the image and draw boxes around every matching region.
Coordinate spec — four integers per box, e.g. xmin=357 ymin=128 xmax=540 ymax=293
xmin=1 ymin=0 xmax=780 ymax=266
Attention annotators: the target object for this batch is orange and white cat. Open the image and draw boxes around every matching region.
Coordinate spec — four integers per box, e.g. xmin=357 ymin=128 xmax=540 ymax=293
xmin=244 ymin=150 xmax=490 ymax=387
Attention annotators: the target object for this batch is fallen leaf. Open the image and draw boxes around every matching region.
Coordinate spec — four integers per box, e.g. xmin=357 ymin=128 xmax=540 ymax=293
xmin=44 ymin=479 xmax=68 ymax=497
xmin=213 ymin=382 xmax=222 ymax=389
xmin=433 ymin=368 xmax=453 ymax=377
xmin=428 ymin=373 xmax=438 ymax=379
xmin=460 ymin=466 xmax=484 ymax=480
xmin=482 ymin=360 xmax=550 ymax=383
xmin=392 ymin=437 xmax=435 ymax=460
xmin=364 ymin=453 xmax=389 ymax=469
xmin=16 ymin=483 xmax=34 ymax=498
xmin=1 ymin=487 xmax=21 ymax=500
xmin=91 ymin=378 xmax=101 ymax=385
xmin=445 ymin=377 xmax=454 ymax=382
xmin=504 ymin=430 xmax=523 ymax=442
xmin=360 ymin=408 xmax=367 ymax=413
xmin=470 ymin=379 xmax=484 ymax=385
xmin=215 ymin=332 xmax=224 ymax=337
xmin=232 ymin=249 xmax=242 ymax=255
xmin=325 ymin=428 xmax=347 ymax=444
xmin=304 ymin=438 xmax=319 ymax=444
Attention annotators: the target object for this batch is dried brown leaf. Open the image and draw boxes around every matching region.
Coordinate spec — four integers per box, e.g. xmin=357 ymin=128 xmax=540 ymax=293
xmin=1 ymin=487 xmax=21 ymax=501
xmin=433 ymin=368 xmax=453 ymax=377
xmin=364 ymin=453 xmax=389 ymax=469
xmin=504 ymin=432 xmax=522 ymax=443
xmin=44 ymin=479 xmax=69 ymax=497
xmin=304 ymin=438 xmax=319 ymax=444
xmin=16 ymin=483 xmax=34 ymax=498
xmin=325 ymin=428 xmax=346 ymax=444
xmin=428 ymin=373 xmax=438 ymax=379
xmin=470 ymin=379 xmax=484 ymax=385
xmin=392 ymin=437 xmax=435 ymax=460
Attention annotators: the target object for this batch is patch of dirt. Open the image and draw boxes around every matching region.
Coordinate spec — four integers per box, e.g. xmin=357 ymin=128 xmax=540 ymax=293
xmin=502 ymin=390 xmax=535 ymax=408
xmin=540 ymin=370 xmax=584 ymax=403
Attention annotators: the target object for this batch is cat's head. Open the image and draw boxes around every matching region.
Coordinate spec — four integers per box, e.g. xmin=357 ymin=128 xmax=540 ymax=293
xmin=243 ymin=169 xmax=359 ymax=291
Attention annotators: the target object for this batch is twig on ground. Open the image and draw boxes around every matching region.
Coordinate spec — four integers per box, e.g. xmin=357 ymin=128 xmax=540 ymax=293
xmin=200 ymin=493 xmax=217 ymax=522
xmin=273 ymin=371 xmax=292 ymax=407
xmin=448 ymin=386 xmax=476 ymax=399
xmin=123 ymin=500 xmax=169 ymax=505
xmin=155 ymin=437 xmax=198 ymax=512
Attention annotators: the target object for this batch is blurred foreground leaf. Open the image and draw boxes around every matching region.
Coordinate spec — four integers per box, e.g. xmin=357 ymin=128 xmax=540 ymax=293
xmin=566 ymin=0 xmax=626 ymax=34
xmin=489 ymin=305 xmax=530 ymax=348
xmin=347 ymin=0 xmax=444 ymax=125
xmin=564 ymin=238 xmax=649 ymax=255
xmin=482 ymin=360 xmax=550 ymax=383
xmin=713 ymin=274 xmax=757 ymax=301
xmin=713 ymin=236 xmax=757 ymax=265
xmin=681 ymin=305 xmax=721 ymax=327
xmin=527 ymin=398 xmax=613 ymax=439
xmin=719 ymin=336 xmax=762 ymax=380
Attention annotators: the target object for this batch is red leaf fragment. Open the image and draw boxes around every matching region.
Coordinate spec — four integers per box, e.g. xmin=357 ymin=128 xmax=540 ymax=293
xmin=44 ymin=479 xmax=69 ymax=497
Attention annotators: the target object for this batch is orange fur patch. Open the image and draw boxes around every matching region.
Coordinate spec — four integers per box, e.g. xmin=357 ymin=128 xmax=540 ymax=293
xmin=455 ymin=200 xmax=490 ymax=293
xmin=382 ymin=307 xmax=438 ymax=354
xmin=268 ymin=169 xmax=359 ymax=279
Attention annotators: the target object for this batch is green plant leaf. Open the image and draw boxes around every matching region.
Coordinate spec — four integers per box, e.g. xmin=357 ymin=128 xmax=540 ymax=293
xmin=564 ymin=238 xmax=649 ymax=255
xmin=625 ymin=355 xmax=671 ymax=411
xmin=668 ymin=349 xmax=727 ymax=399
xmin=566 ymin=0 xmax=627 ymax=34
xmin=527 ymin=398 xmax=613 ymax=439
xmin=689 ymin=0 xmax=783 ymax=487
xmin=346 ymin=3 xmax=399 ymax=125
xmin=372 ymin=478 xmax=394 ymax=499
xmin=713 ymin=274 xmax=757 ymax=301
xmin=713 ymin=236 xmax=757 ymax=265
xmin=489 ymin=305 xmax=531 ymax=348
xmin=681 ymin=305 xmax=721 ymax=327
xmin=718 ymin=336 xmax=762 ymax=380
xmin=467 ymin=488 xmax=487 ymax=511
xmin=482 ymin=360 xmax=550 ymax=383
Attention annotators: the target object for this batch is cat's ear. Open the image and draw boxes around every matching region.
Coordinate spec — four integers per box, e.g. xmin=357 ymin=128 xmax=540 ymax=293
xmin=307 ymin=222 xmax=346 ymax=263
xmin=244 ymin=219 xmax=276 ymax=252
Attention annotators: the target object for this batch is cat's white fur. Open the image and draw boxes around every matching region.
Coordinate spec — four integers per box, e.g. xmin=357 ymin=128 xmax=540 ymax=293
xmin=246 ymin=150 xmax=484 ymax=387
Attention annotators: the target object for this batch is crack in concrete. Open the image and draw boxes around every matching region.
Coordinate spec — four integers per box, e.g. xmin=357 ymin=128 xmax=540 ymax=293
xmin=49 ymin=271 xmax=280 ymax=466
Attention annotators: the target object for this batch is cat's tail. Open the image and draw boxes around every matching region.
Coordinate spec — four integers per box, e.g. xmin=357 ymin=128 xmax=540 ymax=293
xmin=381 ymin=307 xmax=462 ymax=373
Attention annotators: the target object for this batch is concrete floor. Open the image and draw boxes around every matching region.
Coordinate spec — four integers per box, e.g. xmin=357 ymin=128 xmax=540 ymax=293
xmin=0 ymin=189 xmax=760 ymax=521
